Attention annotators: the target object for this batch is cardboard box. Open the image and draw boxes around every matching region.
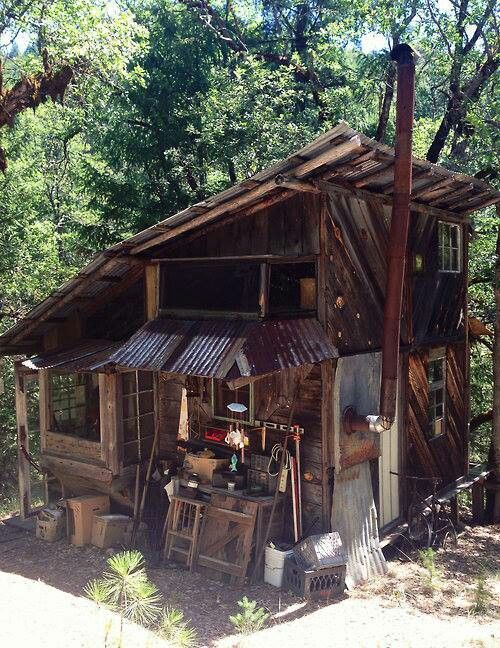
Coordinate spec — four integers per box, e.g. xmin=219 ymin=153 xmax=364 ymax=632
xmin=36 ymin=508 xmax=66 ymax=542
xmin=183 ymin=453 xmax=229 ymax=484
xmin=66 ymin=495 xmax=110 ymax=546
xmin=92 ymin=514 xmax=131 ymax=549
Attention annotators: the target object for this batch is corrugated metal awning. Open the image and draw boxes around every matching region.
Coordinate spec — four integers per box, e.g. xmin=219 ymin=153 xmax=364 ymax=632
xmin=22 ymin=340 xmax=120 ymax=372
xmin=100 ymin=317 xmax=338 ymax=379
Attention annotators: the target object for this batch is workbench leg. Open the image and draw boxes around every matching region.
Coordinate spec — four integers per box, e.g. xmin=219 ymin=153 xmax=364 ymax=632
xmin=472 ymin=480 xmax=485 ymax=525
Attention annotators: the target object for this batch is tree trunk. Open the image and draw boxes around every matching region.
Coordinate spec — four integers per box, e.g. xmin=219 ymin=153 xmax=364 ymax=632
xmin=493 ymin=215 xmax=500 ymax=522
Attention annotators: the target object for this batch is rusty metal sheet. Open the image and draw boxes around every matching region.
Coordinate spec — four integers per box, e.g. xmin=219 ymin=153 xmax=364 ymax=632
xmin=104 ymin=317 xmax=337 ymax=379
xmin=22 ymin=340 xmax=119 ymax=372
xmin=331 ymin=462 xmax=388 ymax=588
xmin=235 ymin=318 xmax=338 ymax=376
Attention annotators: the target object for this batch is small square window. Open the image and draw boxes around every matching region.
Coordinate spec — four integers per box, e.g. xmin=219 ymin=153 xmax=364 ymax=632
xmin=212 ymin=380 xmax=254 ymax=425
xmin=438 ymin=222 xmax=461 ymax=272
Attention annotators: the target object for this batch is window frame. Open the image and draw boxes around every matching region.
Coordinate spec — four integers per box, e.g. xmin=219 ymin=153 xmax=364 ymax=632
xmin=121 ymin=370 xmax=156 ymax=466
xmin=427 ymin=348 xmax=446 ymax=440
xmin=438 ymin=221 xmax=462 ymax=273
xmin=50 ymin=372 xmax=101 ymax=442
xmin=211 ymin=379 xmax=255 ymax=426
xmin=158 ymin=256 xmax=318 ymax=319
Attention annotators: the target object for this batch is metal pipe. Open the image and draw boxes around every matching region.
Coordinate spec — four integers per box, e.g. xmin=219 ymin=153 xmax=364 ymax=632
xmin=344 ymin=43 xmax=418 ymax=435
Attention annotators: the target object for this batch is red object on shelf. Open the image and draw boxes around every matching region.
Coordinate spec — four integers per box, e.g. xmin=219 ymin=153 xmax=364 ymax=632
xmin=203 ymin=427 xmax=227 ymax=444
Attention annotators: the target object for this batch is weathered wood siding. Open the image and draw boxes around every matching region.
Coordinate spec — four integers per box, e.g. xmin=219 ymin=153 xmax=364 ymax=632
xmin=325 ymin=192 xmax=391 ymax=353
xmin=409 ymin=215 xmax=466 ymax=344
xmin=407 ymin=343 xmax=466 ymax=485
xmin=253 ymin=365 xmax=326 ymax=536
xmin=157 ymin=193 xmax=321 ymax=258
xmin=45 ymin=431 xmax=102 ymax=463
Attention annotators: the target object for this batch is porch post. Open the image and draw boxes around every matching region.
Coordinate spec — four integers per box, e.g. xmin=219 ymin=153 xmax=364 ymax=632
xmin=14 ymin=363 xmax=30 ymax=519
xmin=99 ymin=373 xmax=122 ymax=475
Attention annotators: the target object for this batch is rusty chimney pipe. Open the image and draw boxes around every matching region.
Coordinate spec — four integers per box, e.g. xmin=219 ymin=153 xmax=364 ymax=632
xmin=344 ymin=43 xmax=418 ymax=435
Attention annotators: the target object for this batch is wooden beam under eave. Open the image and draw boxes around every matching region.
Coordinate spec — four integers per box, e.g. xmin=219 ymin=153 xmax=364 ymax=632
xmin=15 ymin=365 xmax=30 ymax=519
xmin=99 ymin=373 xmax=121 ymax=475
xmin=318 ymin=179 xmax=470 ymax=223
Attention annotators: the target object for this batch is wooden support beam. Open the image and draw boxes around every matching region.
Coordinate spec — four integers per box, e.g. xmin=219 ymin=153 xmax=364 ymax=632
xmin=472 ymin=479 xmax=485 ymax=524
xmin=38 ymin=368 xmax=50 ymax=453
xmin=15 ymin=364 xmax=31 ymax=519
xmin=318 ymin=180 xmax=469 ymax=223
xmin=274 ymin=174 xmax=321 ymax=193
xmin=99 ymin=373 xmax=122 ymax=475
xmin=144 ymin=263 xmax=159 ymax=321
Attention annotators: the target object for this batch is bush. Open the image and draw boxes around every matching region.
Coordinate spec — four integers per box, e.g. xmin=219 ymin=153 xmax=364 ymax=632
xmin=229 ymin=596 xmax=270 ymax=635
xmin=158 ymin=607 xmax=198 ymax=648
xmin=418 ymin=548 xmax=440 ymax=590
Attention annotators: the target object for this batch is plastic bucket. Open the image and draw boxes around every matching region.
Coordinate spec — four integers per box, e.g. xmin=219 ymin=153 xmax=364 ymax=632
xmin=264 ymin=546 xmax=293 ymax=588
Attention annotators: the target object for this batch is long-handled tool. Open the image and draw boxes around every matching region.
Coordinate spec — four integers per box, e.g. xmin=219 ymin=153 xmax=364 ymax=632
xmin=293 ymin=425 xmax=303 ymax=538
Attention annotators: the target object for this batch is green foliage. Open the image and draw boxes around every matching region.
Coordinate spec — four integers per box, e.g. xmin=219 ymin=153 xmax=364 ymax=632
xmin=471 ymin=570 xmax=492 ymax=616
xmin=229 ymin=596 xmax=270 ymax=635
xmin=418 ymin=548 xmax=440 ymax=590
xmin=85 ymin=551 xmax=162 ymax=626
xmin=157 ymin=607 xmax=198 ymax=648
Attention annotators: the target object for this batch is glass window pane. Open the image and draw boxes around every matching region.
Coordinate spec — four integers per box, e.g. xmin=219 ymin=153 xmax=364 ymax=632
xmin=124 ymin=440 xmax=139 ymax=464
xmin=139 ymin=390 xmax=154 ymax=415
xmin=138 ymin=371 xmax=153 ymax=391
xmin=123 ymin=418 xmax=138 ymax=442
xmin=433 ymin=419 xmax=443 ymax=437
xmin=122 ymin=372 xmax=137 ymax=396
xmin=139 ymin=413 xmax=155 ymax=439
xmin=123 ymin=395 xmax=137 ymax=420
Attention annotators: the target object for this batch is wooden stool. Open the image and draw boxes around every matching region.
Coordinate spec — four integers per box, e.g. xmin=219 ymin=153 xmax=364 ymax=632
xmin=163 ymin=496 xmax=204 ymax=571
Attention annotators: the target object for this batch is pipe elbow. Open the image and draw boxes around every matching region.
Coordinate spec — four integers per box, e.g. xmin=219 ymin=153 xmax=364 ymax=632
xmin=343 ymin=407 xmax=393 ymax=434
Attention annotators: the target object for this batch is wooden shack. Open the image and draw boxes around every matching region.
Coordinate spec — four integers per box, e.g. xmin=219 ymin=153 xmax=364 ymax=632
xmin=2 ymin=120 xmax=498 ymax=583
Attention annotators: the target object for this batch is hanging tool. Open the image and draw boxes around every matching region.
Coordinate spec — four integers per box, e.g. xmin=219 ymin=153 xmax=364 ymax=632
xmin=292 ymin=424 xmax=303 ymax=538
xmin=290 ymin=456 xmax=299 ymax=542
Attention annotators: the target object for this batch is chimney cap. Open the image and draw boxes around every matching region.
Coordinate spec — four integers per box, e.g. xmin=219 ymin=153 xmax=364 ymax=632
xmin=390 ymin=43 xmax=420 ymax=65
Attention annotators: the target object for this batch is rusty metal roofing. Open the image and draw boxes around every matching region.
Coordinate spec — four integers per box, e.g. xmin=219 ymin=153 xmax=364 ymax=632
xmin=22 ymin=340 xmax=120 ymax=372
xmin=99 ymin=317 xmax=338 ymax=378
xmin=1 ymin=120 xmax=499 ymax=355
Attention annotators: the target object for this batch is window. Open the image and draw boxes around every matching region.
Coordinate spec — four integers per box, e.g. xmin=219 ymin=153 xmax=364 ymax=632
xmin=160 ymin=262 xmax=260 ymax=315
xmin=268 ymin=262 xmax=316 ymax=315
xmin=51 ymin=373 xmax=100 ymax=441
xmin=428 ymin=352 xmax=446 ymax=439
xmin=438 ymin=222 xmax=461 ymax=272
xmin=212 ymin=380 xmax=254 ymax=425
xmin=122 ymin=371 xmax=155 ymax=465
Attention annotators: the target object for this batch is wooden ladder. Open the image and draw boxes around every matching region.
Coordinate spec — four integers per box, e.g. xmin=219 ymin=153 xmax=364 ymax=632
xmin=163 ymin=496 xmax=205 ymax=571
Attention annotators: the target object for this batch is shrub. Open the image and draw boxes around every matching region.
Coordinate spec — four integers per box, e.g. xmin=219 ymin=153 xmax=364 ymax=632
xmin=471 ymin=571 xmax=492 ymax=615
xmin=229 ymin=596 xmax=270 ymax=635
xmin=158 ymin=607 xmax=198 ymax=648
xmin=418 ymin=548 xmax=440 ymax=590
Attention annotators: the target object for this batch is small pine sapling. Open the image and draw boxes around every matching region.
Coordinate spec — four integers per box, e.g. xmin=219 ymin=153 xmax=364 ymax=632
xmin=229 ymin=596 xmax=270 ymax=635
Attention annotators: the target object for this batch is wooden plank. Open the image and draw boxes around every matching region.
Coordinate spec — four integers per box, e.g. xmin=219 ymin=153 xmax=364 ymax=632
xmin=38 ymin=368 xmax=50 ymax=453
xmin=99 ymin=374 xmax=121 ymax=474
xmin=41 ymin=455 xmax=113 ymax=483
xmin=144 ymin=263 xmax=159 ymax=321
xmin=15 ymin=365 xmax=30 ymax=519
xmin=46 ymin=431 xmax=101 ymax=462
xmin=293 ymin=136 xmax=363 ymax=178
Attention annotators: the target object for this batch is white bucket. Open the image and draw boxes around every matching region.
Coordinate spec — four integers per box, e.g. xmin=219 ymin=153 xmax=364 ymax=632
xmin=264 ymin=546 xmax=293 ymax=588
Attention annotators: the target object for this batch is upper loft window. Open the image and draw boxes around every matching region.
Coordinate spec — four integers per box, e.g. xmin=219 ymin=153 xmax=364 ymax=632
xmin=428 ymin=350 xmax=446 ymax=439
xmin=51 ymin=373 xmax=100 ymax=441
xmin=269 ymin=262 xmax=316 ymax=315
xmin=160 ymin=262 xmax=260 ymax=316
xmin=438 ymin=222 xmax=461 ymax=273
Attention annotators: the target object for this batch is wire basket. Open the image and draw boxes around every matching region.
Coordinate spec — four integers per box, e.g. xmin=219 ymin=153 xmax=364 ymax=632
xmin=293 ymin=532 xmax=347 ymax=569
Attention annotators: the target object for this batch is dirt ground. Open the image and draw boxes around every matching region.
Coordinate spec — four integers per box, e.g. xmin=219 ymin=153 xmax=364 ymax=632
xmin=0 ymin=519 xmax=498 ymax=648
